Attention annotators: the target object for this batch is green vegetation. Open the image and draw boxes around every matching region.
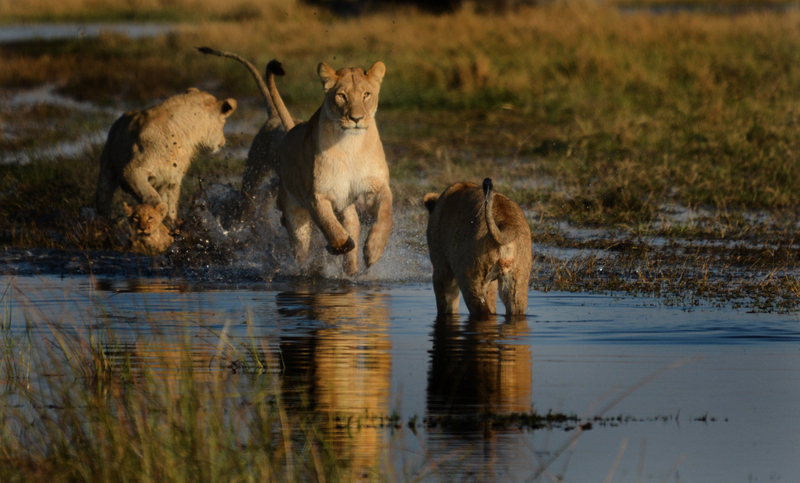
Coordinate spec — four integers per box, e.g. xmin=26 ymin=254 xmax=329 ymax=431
xmin=1 ymin=2 xmax=799 ymax=310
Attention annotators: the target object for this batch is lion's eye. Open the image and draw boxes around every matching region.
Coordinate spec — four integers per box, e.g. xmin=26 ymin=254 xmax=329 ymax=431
xmin=337 ymin=93 xmax=347 ymax=101
xmin=363 ymin=92 xmax=371 ymax=100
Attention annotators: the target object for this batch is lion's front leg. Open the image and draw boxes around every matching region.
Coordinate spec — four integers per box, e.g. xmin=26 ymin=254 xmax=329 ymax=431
xmin=310 ymin=194 xmax=355 ymax=255
xmin=364 ymin=184 xmax=393 ymax=268
xmin=339 ymin=204 xmax=361 ymax=275
xmin=157 ymin=182 xmax=182 ymax=229
xmin=126 ymin=171 xmax=162 ymax=207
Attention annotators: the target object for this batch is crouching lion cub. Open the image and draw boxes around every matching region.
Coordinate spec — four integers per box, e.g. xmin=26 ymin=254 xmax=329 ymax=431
xmin=123 ymin=202 xmax=174 ymax=254
xmin=95 ymin=88 xmax=237 ymax=228
xmin=424 ymin=178 xmax=532 ymax=317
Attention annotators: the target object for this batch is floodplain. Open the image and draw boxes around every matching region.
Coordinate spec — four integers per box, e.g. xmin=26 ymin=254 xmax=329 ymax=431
xmin=1 ymin=1 xmax=800 ymax=480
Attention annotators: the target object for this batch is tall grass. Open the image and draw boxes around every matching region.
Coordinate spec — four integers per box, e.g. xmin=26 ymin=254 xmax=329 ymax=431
xmin=0 ymin=291 xmax=380 ymax=482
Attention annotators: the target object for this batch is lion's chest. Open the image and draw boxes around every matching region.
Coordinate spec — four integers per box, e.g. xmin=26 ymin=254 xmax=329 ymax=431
xmin=313 ymin=143 xmax=384 ymax=212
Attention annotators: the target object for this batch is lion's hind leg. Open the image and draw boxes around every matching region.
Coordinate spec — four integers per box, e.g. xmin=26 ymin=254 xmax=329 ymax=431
xmin=459 ymin=267 xmax=497 ymax=317
xmin=95 ymin=161 xmax=118 ymax=217
xmin=498 ymin=261 xmax=530 ymax=316
xmin=433 ymin=265 xmax=460 ymax=315
xmin=281 ymin=195 xmax=314 ymax=268
xmin=364 ymin=184 xmax=393 ymax=268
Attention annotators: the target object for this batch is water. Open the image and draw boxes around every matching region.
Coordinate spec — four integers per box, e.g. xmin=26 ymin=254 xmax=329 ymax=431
xmin=2 ymin=274 xmax=799 ymax=481
xmin=0 ymin=23 xmax=176 ymax=44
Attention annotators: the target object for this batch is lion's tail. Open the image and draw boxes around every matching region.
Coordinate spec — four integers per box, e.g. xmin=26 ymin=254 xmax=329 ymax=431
xmin=197 ymin=47 xmax=295 ymax=131
xmin=264 ymin=59 xmax=295 ymax=131
xmin=483 ymin=178 xmax=518 ymax=247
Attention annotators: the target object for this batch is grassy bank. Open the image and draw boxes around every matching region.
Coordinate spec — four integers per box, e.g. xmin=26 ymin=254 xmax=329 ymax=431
xmin=3 ymin=4 xmax=800 ymax=224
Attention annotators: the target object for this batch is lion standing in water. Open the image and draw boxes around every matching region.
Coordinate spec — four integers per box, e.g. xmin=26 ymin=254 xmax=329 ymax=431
xmin=199 ymin=48 xmax=392 ymax=275
xmin=424 ymin=179 xmax=532 ymax=317
xmin=95 ymin=88 xmax=237 ymax=228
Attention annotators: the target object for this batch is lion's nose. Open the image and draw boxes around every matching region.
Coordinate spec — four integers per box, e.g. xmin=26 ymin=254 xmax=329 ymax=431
xmin=348 ymin=115 xmax=363 ymax=123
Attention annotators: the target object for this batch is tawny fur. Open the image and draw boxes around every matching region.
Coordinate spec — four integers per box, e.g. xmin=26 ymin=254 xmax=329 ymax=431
xmin=198 ymin=48 xmax=393 ymax=274
xmin=274 ymin=61 xmax=393 ymax=275
xmin=123 ymin=202 xmax=174 ymax=254
xmin=95 ymin=88 xmax=237 ymax=227
xmin=424 ymin=179 xmax=532 ymax=317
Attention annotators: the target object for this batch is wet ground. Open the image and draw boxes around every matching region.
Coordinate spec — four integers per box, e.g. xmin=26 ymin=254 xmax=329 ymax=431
xmin=2 ymin=274 xmax=799 ymax=481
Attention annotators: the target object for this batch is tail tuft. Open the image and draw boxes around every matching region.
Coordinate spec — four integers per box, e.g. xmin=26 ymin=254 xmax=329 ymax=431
xmin=267 ymin=59 xmax=286 ymax=76
xmin=483 ymin=178 xmax=493 ymax=195
xmin=196 ymin=46 xmax=215 ymax=55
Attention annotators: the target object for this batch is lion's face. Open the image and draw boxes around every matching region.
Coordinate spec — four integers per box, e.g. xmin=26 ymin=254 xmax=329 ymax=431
xmin=124 ymin=202 xmax=168 ymax=237
xmin=318 ymin=62 xmax=385 ymax=134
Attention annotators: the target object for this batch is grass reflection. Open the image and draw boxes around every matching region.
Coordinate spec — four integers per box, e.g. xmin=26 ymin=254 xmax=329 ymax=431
xmin=0 ymin=281 xmax=397 ymax=482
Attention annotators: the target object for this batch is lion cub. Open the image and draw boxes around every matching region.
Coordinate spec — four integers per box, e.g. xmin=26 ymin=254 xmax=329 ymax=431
xmin=95 ymin=88 xmax=237 ymax=229
xmin=123 ymin=202 xmax=174 ymax=254
xmin=424 ymin=179 xmax=532 ymax=317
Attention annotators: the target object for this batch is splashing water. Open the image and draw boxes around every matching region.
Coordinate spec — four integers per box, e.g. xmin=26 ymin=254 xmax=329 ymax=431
xmin=168 ymin=181 xmax=432 ymax=284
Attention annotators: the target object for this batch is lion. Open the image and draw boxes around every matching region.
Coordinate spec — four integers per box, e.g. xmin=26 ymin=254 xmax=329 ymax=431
xmin=197 ymin=47 xmax=295 ymax=225
xmin=423 ymin=178 xmax=532 ymax=317
xmin=123 ymin=202 xmax=174 ymax=254
xmin=95 ymin=88 xmax=237 ymax=229
xmin=199 ymin=47 xmax=392 ymax=275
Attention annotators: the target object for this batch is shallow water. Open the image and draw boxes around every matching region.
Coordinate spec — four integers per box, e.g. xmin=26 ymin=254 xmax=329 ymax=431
xmin=0 ymin=23 xmax=176 ymax=44
xmin=2 ymin=274 xmax=799 ymax=481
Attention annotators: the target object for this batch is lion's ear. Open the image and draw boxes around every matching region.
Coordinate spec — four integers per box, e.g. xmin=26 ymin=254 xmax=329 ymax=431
xmin=220 ymin=98 xmax=237 ymax=117
xmin=318 ymin=62 xmax=338 ymax=92
xmin=186 ymin=87 xmax=200 ymax=94
xmin=366 ymin=61 xmax=385 ymax=84
xmin=123 ymin=202 xmax=133 ymax=217
xmin=423 ymin=193 xmax=440 ymax=213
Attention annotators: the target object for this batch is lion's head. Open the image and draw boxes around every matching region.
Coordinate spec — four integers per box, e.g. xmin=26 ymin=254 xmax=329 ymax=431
xmin=180 ymin=88 xmax=237 ymax=153
xmin=124 ymin=202 xmax=169 ymax=237
xmin=318 ymin=61 xmax=385 ymax=134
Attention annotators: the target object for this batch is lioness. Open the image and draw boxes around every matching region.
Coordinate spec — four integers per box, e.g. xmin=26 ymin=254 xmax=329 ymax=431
xmin=277 ymin=61 xmax=393 ymax=275
xmin=95 ymin=88 xmax=237 ymax=228
xmin=200 ymin=48 xmax=393 ymax=275
xmin=123 ymin=202 xmax=174 ymax=254
xmin=424 ymin=178 xmax=532 ymax=317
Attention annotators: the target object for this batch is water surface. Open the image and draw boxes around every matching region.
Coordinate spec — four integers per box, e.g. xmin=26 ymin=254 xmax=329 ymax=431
xmin=2 ymin=274 xmax=799 ymax=481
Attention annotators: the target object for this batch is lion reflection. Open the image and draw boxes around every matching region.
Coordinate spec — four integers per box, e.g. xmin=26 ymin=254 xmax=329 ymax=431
xmin=427 ymin=315 xmax=532 ymax=478
xmin=277 ymin=288 xmax=391 ymax=481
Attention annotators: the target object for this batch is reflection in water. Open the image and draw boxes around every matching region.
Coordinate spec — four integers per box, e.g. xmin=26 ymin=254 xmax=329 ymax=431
xmin=276 ymin=288 xmax=392 ymax=481
xmin=427 ymin=315 xmax=533 ymax=478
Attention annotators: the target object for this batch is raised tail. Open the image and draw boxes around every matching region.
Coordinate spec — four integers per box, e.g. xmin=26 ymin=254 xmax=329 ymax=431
xmin=483 ymin=178 xmax=516 ymax=247
xmin=197 ymin=47 xmax=294 ymax=131
xmin=264 ymin=59 xmax=295 ymax=130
